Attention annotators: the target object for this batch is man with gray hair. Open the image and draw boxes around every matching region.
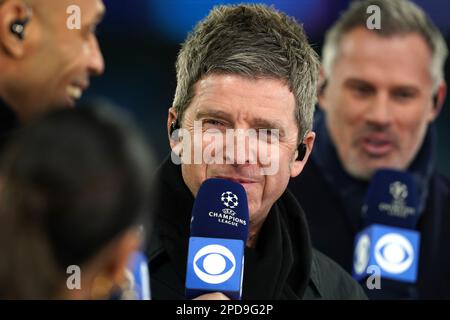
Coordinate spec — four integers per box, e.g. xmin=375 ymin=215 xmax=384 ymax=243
xmin=146 ymin=4 xmax=366 ymax=299
xmin=289 ymin=0 xmax=449 ymax=298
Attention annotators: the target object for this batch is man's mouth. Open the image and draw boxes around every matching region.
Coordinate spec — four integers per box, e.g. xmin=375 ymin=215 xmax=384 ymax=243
xmin=66 ymin=85 xmax=83 ymax=100
xmin=360 ymin=135 xmax=394 ymax=157
xmin=213 ymin=176 xmax=258 ymax=185
xmin=66 ymin=82 xmax=88 ymax=104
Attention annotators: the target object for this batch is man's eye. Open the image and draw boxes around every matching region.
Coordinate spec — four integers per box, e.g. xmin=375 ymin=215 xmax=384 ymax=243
xmin=351 ymin=85 xmax=373 ymax=96
xmin=203 ymin=119 xmax=225 ymax=127
xmin=393 ymin=90 xmax=415 ymax=101
xmin=258 ymin=129 xmax=279 ymax=143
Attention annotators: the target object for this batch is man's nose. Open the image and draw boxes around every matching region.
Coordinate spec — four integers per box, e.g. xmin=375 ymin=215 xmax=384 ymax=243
xmin=87 ymin=36 xmax=105 ymax=76
xmin=363 ymin=92 xmax=393 ymax=129
xmin=231 ymin=130 xmax=259 ymax=165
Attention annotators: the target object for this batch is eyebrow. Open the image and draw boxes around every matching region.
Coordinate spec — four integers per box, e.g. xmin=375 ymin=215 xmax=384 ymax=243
xmin=251 ymin=118 xmax=286 ymax=137
xmin=195 ymin=109 xmax=233 ymax=122
xmin=82 ymin=4 xmax=106 ymax=29
xmin=96 ymin=8 xmax=106 ymax=23
xmin=93 ymin=3 xmax=106 ymax=24
xmin=344 ymin=78 xmax=420 ymax=92
xmin=195 ymin=109 xmax=286 ymax=137
xmin=344 ymin=78 xmax=375 ymax=88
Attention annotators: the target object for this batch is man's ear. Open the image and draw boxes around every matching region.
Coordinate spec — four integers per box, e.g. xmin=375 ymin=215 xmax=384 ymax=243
xmin=88 ymin=229 xmax=141 ymax=299
xmin=107 ymin=229 xmax=141 ymax=286
xmin=290 ymin=131 xmax=315 ymax=178
xmin=167 ymin=107 xmax=179 ymax=149
xmin=0 ymin=0 xmax=31 ymax=58
xmin=429 ymin=81 xmax=447 ymax=122
xmin=317 ymin=67 xmax=328 ymax=111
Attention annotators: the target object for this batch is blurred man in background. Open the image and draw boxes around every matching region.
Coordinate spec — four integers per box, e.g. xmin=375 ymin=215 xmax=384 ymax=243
xmin=0 ymin=0 xmax=105 ymax=150
xmin=289 ymin=0 xmax=449 ymax=299
xmin=0 ymin=105 xmax=153 ymax=299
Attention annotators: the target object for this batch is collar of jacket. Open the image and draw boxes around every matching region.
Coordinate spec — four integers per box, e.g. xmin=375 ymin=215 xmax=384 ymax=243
xmin=0 ymin=98 xmax=19 ymax=151
xmin=311 ymin=109 xmax=436 ymax=231
xmin=147 ymin=155 xmax=315 ymax=299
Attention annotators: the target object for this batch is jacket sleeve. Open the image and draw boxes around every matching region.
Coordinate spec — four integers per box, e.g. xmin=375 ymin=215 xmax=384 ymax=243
xmin=308 ymin=249 xmax=368 ymax=300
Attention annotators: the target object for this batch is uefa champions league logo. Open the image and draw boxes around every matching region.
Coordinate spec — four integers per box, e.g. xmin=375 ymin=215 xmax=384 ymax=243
xmin=221 ymin=191 xmax=239 ymax=209
xmin=378 ymin=181 xmax=415 ymax=218
xmin=207 ymin=191 xmax=246 ymax=227
xmin=390 ymin=181 xmax=408 ymax=201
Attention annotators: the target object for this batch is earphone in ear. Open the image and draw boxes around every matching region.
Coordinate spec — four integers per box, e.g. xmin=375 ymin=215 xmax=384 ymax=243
xmin=297 ymin=143 xmax=307 ymax=161
xmin=318 ymin=79 xmax=328 ymax=96
xmin=10 ymin=16 xmax=30 ymax=40
xmin=432 ymin=93 xmax=439 ymax=109
xmin=169 ymin=119 xmax=180 ymax=137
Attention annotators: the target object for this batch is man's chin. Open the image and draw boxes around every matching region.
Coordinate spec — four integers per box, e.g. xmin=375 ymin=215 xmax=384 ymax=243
xmin=343 ymin=161 xmax=404 ymax=181
xmin=342 ymin=152 xmax=407 ymax=181
xmin=345 ymin=166 xmax=374 ymax=181
xmin=61 ymin=96 xmax=77 ymax=108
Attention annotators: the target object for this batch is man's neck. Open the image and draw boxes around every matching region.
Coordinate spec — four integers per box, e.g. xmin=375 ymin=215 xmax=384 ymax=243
xmin=0 ymin=66 xmax=21 ymax=120
xmin=246 ymin=215 xmax=267 ymax=248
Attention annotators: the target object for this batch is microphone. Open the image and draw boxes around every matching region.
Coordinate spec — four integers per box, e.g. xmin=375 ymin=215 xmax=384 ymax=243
xmin=353 ymin=169 xmax=421 ymax=283
xmin=122 ymin=251 xmax=151 ymax=300
xmin=185 ymin=178 xmax=249 ymax=300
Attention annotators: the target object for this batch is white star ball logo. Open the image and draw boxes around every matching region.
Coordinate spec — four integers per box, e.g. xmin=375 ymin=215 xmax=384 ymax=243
xmin=221 ymin=191 xmax=239 ymax=209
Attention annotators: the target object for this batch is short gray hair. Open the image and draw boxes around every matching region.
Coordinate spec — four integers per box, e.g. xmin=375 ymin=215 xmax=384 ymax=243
xmin=322 ymin=0 xmax=448 ymax=88
xmin=173 ymin=4 xmax=320 ymax=141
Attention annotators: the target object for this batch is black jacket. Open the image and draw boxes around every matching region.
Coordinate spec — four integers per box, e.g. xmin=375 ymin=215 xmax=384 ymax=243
xmin=0 ymin=98 xmax=18 ymax=154
xmin=289 ymin=113 xmax=450 ymax=299
xmin=146 ymin=156 xmax=367 ymax=300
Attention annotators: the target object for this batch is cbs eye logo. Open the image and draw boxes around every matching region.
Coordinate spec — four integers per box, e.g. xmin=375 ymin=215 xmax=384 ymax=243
xmin=193 ymin=245 xmax=236 ymax=284
xmin=375 ymin=234 xmax=414 ymax=274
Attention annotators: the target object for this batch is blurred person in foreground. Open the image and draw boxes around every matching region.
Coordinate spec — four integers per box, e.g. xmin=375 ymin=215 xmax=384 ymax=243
xmin=289 ymin=0 xmax=449 ymax=299
xmin=0 ymin=104 xmax=153 ymax=299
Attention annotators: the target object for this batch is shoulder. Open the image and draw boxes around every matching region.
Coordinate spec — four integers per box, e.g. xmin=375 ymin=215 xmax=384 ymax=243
xmin=306 ymin=249 xmax=367 ymax=300
xmin=149 ymin=254 xmax=185 ymax=300
xmin=427 ymin=172 xmax=450 ymax=212
xmin=432 ymin=172 xmax=450 ymax=195
xmin=146 ymin=229 xmax=186 ymax=300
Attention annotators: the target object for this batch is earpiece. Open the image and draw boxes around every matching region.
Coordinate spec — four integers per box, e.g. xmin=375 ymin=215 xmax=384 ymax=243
xmin=169 ymin=119 xmax=180 ymax=136
xmin=10 ymin=17 xmax=30 ymax=40
xmin=297 ymin=143 xmax=307 ymax=161
xmin=318 ymin=79 xmax=328 ymax=96
xmin=432 ymin=93 xmax=438 ymax=109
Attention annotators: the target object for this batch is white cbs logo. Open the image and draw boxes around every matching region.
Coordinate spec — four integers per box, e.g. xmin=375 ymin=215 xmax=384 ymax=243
xmin=221 ymin=191 xmax=239 ymax=209
xmin=375 ymin=234 xmax=414 ymax=274
xmin=193 ymin=245 xmax=236 ymax=284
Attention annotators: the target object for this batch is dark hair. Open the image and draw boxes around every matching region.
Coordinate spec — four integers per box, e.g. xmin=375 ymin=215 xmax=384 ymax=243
xmin=0 ymin=103 xmax=154 ymax=299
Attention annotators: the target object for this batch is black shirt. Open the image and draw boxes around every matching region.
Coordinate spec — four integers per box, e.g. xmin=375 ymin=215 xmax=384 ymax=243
xmin=0 ymin=98 xmax=19 ymax=154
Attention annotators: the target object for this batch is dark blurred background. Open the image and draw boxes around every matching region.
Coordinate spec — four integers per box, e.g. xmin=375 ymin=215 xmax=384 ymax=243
xmin=84 ymin=0 xmax=450 ymax=177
